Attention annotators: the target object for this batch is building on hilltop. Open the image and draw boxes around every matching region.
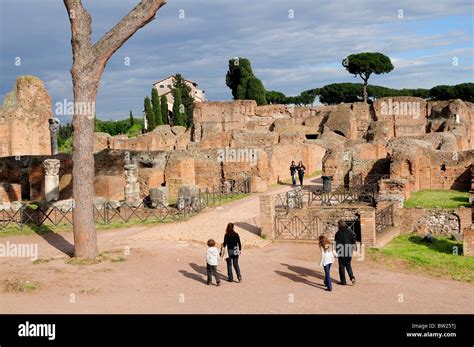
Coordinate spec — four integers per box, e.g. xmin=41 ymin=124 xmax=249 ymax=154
xmin=153 ymin=76 xmax=206 ymax=114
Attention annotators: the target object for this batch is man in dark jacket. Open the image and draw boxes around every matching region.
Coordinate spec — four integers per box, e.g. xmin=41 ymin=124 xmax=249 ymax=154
xmin=334 ymin=220 xmax=357 ymax=285
xmin=290 ymin=161 xmax=297 ymax=186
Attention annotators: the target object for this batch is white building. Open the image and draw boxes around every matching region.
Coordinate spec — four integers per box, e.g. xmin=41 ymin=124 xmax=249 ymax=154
xmin=153 ymin=76 xmax=206 ymax=113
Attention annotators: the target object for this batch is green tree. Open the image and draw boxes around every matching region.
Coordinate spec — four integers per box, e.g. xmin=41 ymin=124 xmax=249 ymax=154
xmin=226 ymin=57 xmax=267 ymax=105
xmin=144 ymin=96 xmax=155 ymax=131
xmin=151 ymin=88 xmax=163 ymax=126
xmin=342 ymin=52 xmax=394 ymax=103
xmin=172 ymin=89 xmax=186 ymax=127
xmin=265 ymin=90 xmax=287 ymax=104
xmin=129 ymin=110 xmax=134 ymax=126
xmin=160 ymin=95 xmax=169 ymax=124
xmin=319 ymin=83 xmax=363 ymax=104
xmin=171 ymin=74 xmax=194 ymax=128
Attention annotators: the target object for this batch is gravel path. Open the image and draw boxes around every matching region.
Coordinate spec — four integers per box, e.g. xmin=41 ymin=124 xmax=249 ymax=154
xmin=129 ymin=177 xmax=321 ymax=247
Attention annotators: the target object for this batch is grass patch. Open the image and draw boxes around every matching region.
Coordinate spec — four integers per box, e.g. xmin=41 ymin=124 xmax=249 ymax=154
xmin=66 ymin=250 xmax=127 ymax=266
xmin=369 ymin=234 xmax=474 ymax=282
xmin=32 ymin=258 xmax=53 ymax=265
xmin=3 ymin=279 xmax=39 ymax=293
xmin=404 ymin=189 xmax=470 ymax=209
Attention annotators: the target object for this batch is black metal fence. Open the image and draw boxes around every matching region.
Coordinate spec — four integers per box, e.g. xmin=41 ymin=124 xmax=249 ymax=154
xmin=0 ymin=177 xmax=251 ymax=230
xmin=375 ymin=204 xmax=395 ymax=233
xmin=274 ymin=214 xmax=359 ymax=241
xmin=274 ymin=183 xmax=378 ymax=215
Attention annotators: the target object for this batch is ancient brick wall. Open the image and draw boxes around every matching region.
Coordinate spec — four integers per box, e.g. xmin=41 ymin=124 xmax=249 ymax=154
xmin=0 ymin=76 xmax=51 ymax=157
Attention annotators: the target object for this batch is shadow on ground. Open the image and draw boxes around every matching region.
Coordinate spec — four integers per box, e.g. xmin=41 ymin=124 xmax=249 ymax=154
xmin=234 ymin=221 xmax=260 ymax=236
xmin=275 ymin=263 xmax=337 ymax=290
xmin=179 ymin=262 xmax=225 ymax=284
xmin=32 ymin=225 xmax=74 ymax=257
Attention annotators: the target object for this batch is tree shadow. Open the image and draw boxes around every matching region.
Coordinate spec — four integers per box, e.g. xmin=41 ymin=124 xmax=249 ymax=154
xmin=408 ymin=235 xmax=463 ymax=255
xmin=31 ymin=224 xmax=74 ymax=257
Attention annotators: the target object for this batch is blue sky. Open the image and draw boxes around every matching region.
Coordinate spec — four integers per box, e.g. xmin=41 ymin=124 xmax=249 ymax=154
xmin=0 ymin=0 xmax=473 ymax=122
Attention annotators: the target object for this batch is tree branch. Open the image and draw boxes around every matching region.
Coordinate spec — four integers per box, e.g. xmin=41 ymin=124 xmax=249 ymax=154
xmin=63 ymin=0 xmax=93 ymax=62
xmin=93 ymin=0 xmax=167 ymax=65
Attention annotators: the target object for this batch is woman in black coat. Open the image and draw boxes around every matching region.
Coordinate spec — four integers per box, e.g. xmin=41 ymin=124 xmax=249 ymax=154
xmin=222 ymin=223 xmax=242 ymax=282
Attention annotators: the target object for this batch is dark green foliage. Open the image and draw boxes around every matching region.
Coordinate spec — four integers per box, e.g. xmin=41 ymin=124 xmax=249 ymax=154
xmin=144 ymin=96 xmax=154 ymax=131
xmin=342 ymin=52 xmax=394 ymax=102
xmin=244 ymin=76 xmax=267 ymax=105
xmin=319 ymin=83 xmax=363 ymax=104
xmin=151 ymin=88 xmax=163 ymax=126
xmin=172 ymin=88 xmax=186 ymax=127
xmin=171 ymin=74 xmax=195 ymax=128
xmin=265 ymin=90 xmax=287 ymax=104
xmin=160 ymin=95 xmax=169 ymax=124
xmin=226 ymin=57 xmax=267 ymax=105
xmin=430 ymin=83 xmax=474 ymax=102
xmin=318 ymin=83 xmax=433 ymax=104
xmin=129 ymin=110 xmax=134 ymax=126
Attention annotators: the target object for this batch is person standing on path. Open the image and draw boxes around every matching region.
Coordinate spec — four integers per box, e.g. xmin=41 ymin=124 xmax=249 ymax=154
xmin=334 ymin=220 xmax=357 ymax=285
xmin=290 ymin=161 xmax=297 ymax=186
xmin=297 ymin=161 xmax=306 ymax=186
xmin=206 ymin=239 xmax=221 ymax=286
xmin=319 ymin=235 xmax=337 ymax=292
xmin=221 ymin=223 xmax=242 ymax=282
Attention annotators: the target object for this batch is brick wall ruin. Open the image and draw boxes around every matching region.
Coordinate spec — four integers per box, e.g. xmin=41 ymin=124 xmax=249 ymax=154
xmin=0 ymin=76 xmax=51 ymax=157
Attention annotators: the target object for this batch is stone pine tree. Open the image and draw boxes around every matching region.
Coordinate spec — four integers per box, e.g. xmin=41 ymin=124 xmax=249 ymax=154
xmin=342 ymin=52 xmax=394 ymax=103
xmin=129 ymin=110 xmax=134 ymax=126
xmin=151 ymin=88 xmax=163 ymax=126
xmin=160 ymin=94 xmax=168 ymax=124
xmin=172 ymin=89 xmax=186 ymax=127
xmin=64 ymin=0 xmax=166 ymax=259
xmin=170 ymin=74 xmax=194 ymax=128
xmin=225 ymin=57 xmax=267 ymax=105
xmin=144 ymin=96 xmax=155 ymax=131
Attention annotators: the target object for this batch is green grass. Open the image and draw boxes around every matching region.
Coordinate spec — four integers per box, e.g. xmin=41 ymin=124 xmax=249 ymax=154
xmin=370 ymin=234 xmax=474 ymax=282
xmin=3 ymin=279 xmax=39 ymax=293
xmin=404 ymin=189 xmax=470 ymax=209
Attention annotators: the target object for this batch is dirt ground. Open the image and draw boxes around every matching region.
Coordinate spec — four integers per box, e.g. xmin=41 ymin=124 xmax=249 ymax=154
xmin=1 ymin=179 xmax=473 ymax=314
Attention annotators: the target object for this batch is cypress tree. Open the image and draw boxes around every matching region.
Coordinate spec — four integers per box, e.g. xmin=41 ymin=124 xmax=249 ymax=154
xmin=172 ymin=89 xmax=186 ymax=127
xmin=151 ymin=88 xmax=163 ymax=126
xmin=129 ymin=110 xmax=134 ymax=126
xmin=144 ymin=96 xmax=155 ymax=131
xmin=160 ymin=95 xmax=169 ymax=124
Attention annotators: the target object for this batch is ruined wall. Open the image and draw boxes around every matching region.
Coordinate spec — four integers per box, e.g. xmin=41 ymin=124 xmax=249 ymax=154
xmin=96 ymin=125 xmax=190 ymax=152
xmin=0 ymin=76 xmax=51 ymax=157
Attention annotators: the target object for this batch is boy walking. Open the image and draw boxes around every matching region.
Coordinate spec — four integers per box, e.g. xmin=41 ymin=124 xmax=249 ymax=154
xmin=206 ymin=239 xmax=221 ymax=286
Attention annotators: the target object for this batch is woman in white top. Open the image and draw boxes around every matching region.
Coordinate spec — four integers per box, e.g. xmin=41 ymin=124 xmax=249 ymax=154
xmin=319 ymin=235 xmax=337 ymax=291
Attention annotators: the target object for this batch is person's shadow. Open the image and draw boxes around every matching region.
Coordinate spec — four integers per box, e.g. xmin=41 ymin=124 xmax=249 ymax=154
xmin=179 ymin=262 xmax=224 ymax=285
xmin=275 ymin=263 xmax=337 ymax=290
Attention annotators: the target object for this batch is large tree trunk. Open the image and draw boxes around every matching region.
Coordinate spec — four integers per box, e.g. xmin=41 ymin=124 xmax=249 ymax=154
xmin=71 ymin=78 xmax=99 ymax=258
xmin=363 ymin=79 xmax=368 ymax=104
xmin=64 ymin=0 xmax=166 ymax=259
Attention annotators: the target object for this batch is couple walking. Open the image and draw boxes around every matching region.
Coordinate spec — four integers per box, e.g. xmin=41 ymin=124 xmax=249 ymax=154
xmin=206 ymin=223 xmax=242 ymax=286
xmin=290 ymin=161 xmax=306 ymax=186
xmin=319 ymin=220 xmax=357 ymax=291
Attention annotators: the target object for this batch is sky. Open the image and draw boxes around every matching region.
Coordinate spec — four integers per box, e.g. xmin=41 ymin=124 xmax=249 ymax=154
xmin=0 ymin=0 xmax=473 ymax=122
